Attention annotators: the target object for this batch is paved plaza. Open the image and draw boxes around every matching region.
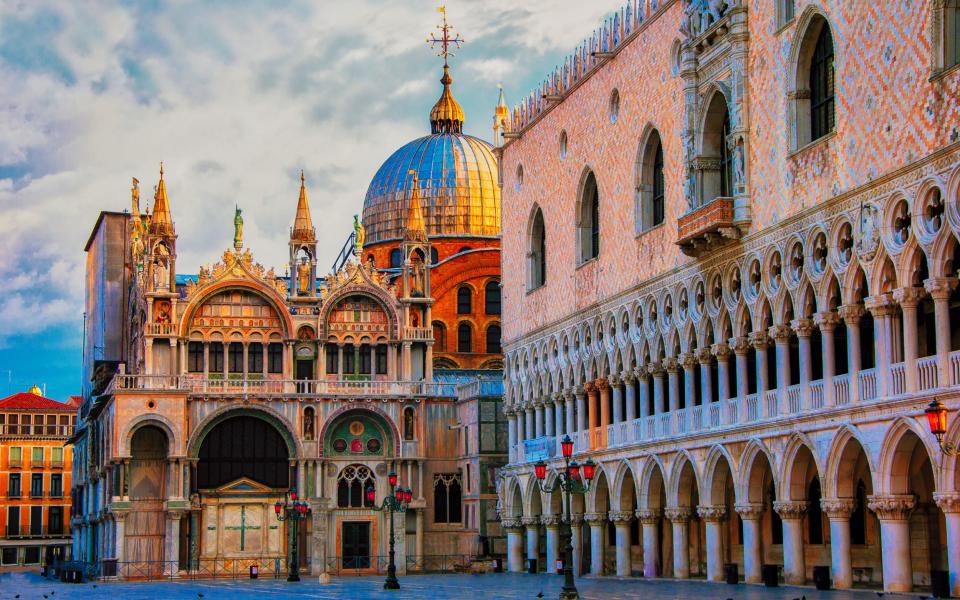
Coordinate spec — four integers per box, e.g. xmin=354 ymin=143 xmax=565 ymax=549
xmin=0 ymin=572 xmax=929 ymax=600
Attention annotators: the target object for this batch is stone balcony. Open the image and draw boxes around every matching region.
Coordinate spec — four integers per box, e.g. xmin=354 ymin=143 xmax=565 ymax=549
xmin=676 ymin=196 xmax=739 ymax=257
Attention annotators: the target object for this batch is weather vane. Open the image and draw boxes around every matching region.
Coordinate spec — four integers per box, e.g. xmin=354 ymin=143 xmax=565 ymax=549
xmin=427 ymin=5 xmax=464 ymax=66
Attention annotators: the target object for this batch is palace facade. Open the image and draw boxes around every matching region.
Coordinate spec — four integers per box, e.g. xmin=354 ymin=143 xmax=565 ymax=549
xmin=71 ymin=51 xmax=506 ymax=577
xmin=495 ymin=0 xmax=960 ymax=595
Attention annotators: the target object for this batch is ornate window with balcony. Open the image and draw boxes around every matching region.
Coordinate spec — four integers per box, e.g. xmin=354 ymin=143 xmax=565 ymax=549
xmin=337 ymin=465 xmax=375 ymax=509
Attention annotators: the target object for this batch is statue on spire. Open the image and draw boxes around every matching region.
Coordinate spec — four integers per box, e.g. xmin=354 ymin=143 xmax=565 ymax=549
xmin=234 ymin=205 xmax=244 ymax=252
xmin=353 ymin=214 xmax=366 ymax=256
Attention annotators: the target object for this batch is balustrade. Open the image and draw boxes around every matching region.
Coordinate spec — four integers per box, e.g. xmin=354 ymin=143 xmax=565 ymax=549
xmin=858 ymin=368 xmax=877 ymax=401
xmin=746 ymin=393 xmax=760 ymax=421
xmin=787 ymin=384 xmax=802 ymax=414
xmin=918 ymin=355 xmax=939 ymax=390
xmin=809 ymin=380 xmax=825 ymax=410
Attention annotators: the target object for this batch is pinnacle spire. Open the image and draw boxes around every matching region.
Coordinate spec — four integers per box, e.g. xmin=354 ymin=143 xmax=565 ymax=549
xmin=149 ymin=161 xmax=174 ymax=236
xmin=404 ymin=170 xmax=427 ymax=242
xmin=291 ymin=170 xmax=316 ymax=243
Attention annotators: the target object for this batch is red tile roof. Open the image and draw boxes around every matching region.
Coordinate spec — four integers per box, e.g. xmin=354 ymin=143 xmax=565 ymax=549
xmin=0 ymin=392 xmax=78 ymax=411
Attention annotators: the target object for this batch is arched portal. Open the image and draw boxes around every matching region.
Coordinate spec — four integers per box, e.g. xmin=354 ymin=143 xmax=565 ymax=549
xmin=125 ymin=425 xmax=171 ymax=571
xmin=197 ymin=415 xmax=291 ymax=489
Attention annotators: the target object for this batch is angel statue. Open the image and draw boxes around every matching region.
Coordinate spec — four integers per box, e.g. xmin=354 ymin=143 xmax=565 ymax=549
xmin=353 ymin=214 xmax=366 ymax=256
xmin=233 ymin=206 xmax=244 ymax=251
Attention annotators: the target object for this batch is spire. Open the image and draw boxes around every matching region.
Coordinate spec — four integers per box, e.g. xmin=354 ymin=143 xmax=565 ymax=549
xmin=404 ymin=170 xmax=427 ymax=242
xmin=493 ymin=83 xmax=510 ymax=145
xmin=291 ymin=170 xmax=316 ymax=242
xmin=427 ymin=5 xmax=465 ymax=134
xmin=149 ymin=162 xmax=174 ymax=236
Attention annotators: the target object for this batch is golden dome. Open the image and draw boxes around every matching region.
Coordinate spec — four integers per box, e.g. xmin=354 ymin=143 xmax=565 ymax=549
xmin=27 ymin=384 xmax=42 ymax=396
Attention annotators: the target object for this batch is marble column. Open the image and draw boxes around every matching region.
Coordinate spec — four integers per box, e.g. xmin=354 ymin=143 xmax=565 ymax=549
xmin=713 ymin=343 xmax=731 ymax=403
xmin=680 ymin=352 xmax=696 ymax=410
xmin=665 ymin=358 xmax=680 ymax=412
xmin=892 ymin=287 xmax=924 ymax=392
xmin=523 ymin=516 xmax=541 ymax=570
xmin=504 ymin=519 xmax=525 ymax=573
xmin=585 ymin=512 xmax=606 ymax=576
xmin=564 ymin=391 xmax=575 ymax=436
xmin=610 ymin=376 xmax=624 ymax=424
xmin=697 ymin=505 xmax=727 ymax=582
xmin=637 ymin=509 xmax=661 ymax=578
xmin=649 ymin=363 xmax=665 ymax=416
xmin=535 ymin=402 xmax=545 ymax=438
xmin=165 ymin=510 xmax=182 ymax=575
xmin=821 ymin=498 xmax=857 ymax=589
xmin=769 ymin=325 xmax=792 ymax=413
xmin=575 ymin=388 xmax=587 ymax=432
xmin=814 ymin=312 xmax=839 ymax=405
xmin=750 ymin=331 xmax=770 ymax=399
xmin=113 ymin=511 xmax=128 ymax=564
xmin=934 ymin=493 xmax=960 ymax=598
xmin=551 ymin=395 xmax=562 ymax=437
xmin=610 ymin=511 xmax=634 ymax=577
xmin=696 ymin=349 xmax=713 ymax=406
xmin=868 ymin=495 xmax=917 ymax=592
xmin=865 ymin=295 xmax=895 ymax=398
xmin=544 ymin=516 xmax=561 ymax=574
xmin=637 ymin=369 xmax=651 ymax=419
xmin=570 ymin=515 xmax=584 ymax=576
xmin=665 ymin=507 xmax=691 ymax=579
xmin=415 ymin=508 xmax=424 ymax=564
xmin=775 ymin=500 xmax=808 ymax=585
xmin=624 ymin=373 xmax=637 ymax=421
xmin=507 ymin=412 xmax=518 ymax=463
xmin=791 ymin=319 xmax=814 ymax=408
xmin=597 ymin=379 xmax=611 ymax=447
xmin=525 ymin=407 xmax=534 ymax=440
xmin=925 ymin=277 xmax=957 ymax=386
xmin=731 ymin=337 xmax=750 ymax=405
xmin=585 ymin=382 xmax=598 ymax=448
xmin=735 ymin=503 xmax=765 ymax=584
xmin=839 ymin=304 xmax=864 ymax=403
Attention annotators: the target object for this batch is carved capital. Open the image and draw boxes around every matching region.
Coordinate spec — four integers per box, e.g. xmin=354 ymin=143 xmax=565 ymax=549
xmin=695 ymin=347 xmax=713 ymax=364
xmin=634 ymin=366 xmax=649 ymax=381
xmin=748 ymin=330 xmax=770 ymax=349
xmin=622 ymin=371 xmax=636 ymax=384
xmin=892 ymin=286 xmax=925 ymax=308
xmin=697 ymin=505 xmax=727 ymax=522
xmin=924 ymin=277 xmax=958 ymax=300
xmin=608 ymin=511 xmax=635 ymax=524
xmin=663 ymin=357 xmax=679 ymax=372
xmin=635 ymin=508 xmax=661 ymax=524
xmin=867 ymin=494 xmax=916 ymax=521
xmin=608 ymin=374 xmax=622 ymax=386
xmin=838 ymin=304 xmax=865 ymax=324
xmin=664 ymin=507 xmax=692 ymax=523
xmin=790 ymin=318 xmax=816 ymax=338
xmin=711 ymin=343 xmax=731 ymax=360
xmin=820 ymin=498 xmax=858 ymax=520
xmin=583 ymin=511 xmax=607 ymax=524
xmin=813 ymin=311 xmax=840 ymax=331
xmin=521 ymin=516 xmax=541 ymax=527
xmin=767 ymin=324 xmax=793 ymax=343
xmin=864 ymin=294 xmax=896 ymax=317
xmin=501 ymin=518 xmax=523 ymax=531
xmin=773 ymin=500 xmax=808 ymax=519
xmin=583 ymin=381 xmax=597 ymax=394
xmin=734 ymin=503 xmax=765 ymax=520
xmin=595 ymin=378 xmax=611 ymax=393
xmin=541 ymin=514 xmax=562 ymax=527
xmin=729 ymin=336 xmax=750 ymax=355
xmin=677 ymin=352 xmax=696 ymax=369
xmin=933 ymin=492 xmax=960 ymax=514
xmin=568 ymin=514 xmax=584 ymax=525
xmin=647 ymin=361 xmax=664 ymax=376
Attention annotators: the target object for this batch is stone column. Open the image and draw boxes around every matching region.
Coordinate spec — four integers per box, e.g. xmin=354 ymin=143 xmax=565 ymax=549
xmin=774 ymin=500 xmax=808 ymax=585
xmin=624 ymin=373 xmax=637 ymax=421
xmin=750 ymin=331 xmax=770 ymax=398
xmin=523 ymin=516 xmax=541 ymax=570
xmin=415 ymin=508 xmax=424 ymax=564
xmin=925 ymin=277 xmax=957 ymax=386
xmin=697 ymin=505 xmax=727 ymax=582
xmin=507 ymin=412 xmax=518 ymax=464
xmin=713 ymin=343 xmax=731 ymax=403
xmin=570 ymin=515 xmax=584 ymax=576
xmin=534 ymin=401 xmax=545 ymax=438
xmin=610 ymin=376 xmax=624 ymax=424
xmin=544 ymin=399 xmax=555 ymax=437
xmin=637 ymin=369 xmax=651 ymax=419
xmin=769 ymin=325 xmax=792 ymax=413
xmin=731 ymin=337 xmax=750 ymax=404
xmin=585 ymin=382 xmax=598 ymax=448
xmin=735 ymin=503 xmax=764 ymax=584
xmin=820 ymin=498 xmax=857 ymax=589
xmin=525 ymin=406 xmax=534 ymax=440
xmin=551 ymin=395 xmax=562 ymax=437
xmin=564 ymin=391 xmax=575 ymax=436
xmin=575 ymin=387 xmax=587 ymax=432
xmin=680 ymin=352 xmax=696 ymax=408
xmin=584 ymin=512 xmax=606 ymax=576
xmin=637 ymin=508 xmax=661 ymax=578
xmin=543 ymin=515 xmax=561 ymax=574
xmin=665 ymin=358 xmax=680 ymax=412
xmin=165 ymin=510 xmax=182 ymax=575
xmin=665 ymin=507 xmax=692 ymax=579
xmin=892 ymin=287 xmax=924 ymax=392
xmin=503 ymin=519 xmax=525 ymax=573
xmin=791 ymin=319 xmax=814 ymax=408
xmin=113 ymin=511 xmax=128 ymax=564
xmin=597 ymin=379 xmax=611 ymax=447
xmin=839 ymin=304 xmax=864 ymax=403
xmin=610 ymin=511 xmax=634 ymax=577
xmin=697 ymin=348 xmax=713 ymax=406
xmin=934 ymin=493 xmax=960 ymax=598
xmin=814 ymin=312 xmax=839 ymax=405
xmin=865 ymin=295 xmax=894 ymax=398
xmin=868 ymin=495 xmax=917 ymax=592
xmin=649 ymin=363 xmax=665 ymax=415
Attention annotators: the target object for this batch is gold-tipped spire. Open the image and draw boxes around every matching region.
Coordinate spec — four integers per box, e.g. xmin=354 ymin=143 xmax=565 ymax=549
xmin=149 ymin=162 xmax=174 ymax=235
xmin=427 ymin=5 xmax=465 ymax=134
xmin=291 ymin=170 xmax=316 ymax=243
xmin=404 ymin=170 xmax=427 ymax=242
xmin=27 ymin=384 xmax=42 ymax=396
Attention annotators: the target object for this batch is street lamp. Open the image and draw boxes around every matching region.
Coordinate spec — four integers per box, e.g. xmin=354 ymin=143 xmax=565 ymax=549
xmin=925 ymin=398 xmax=957 ymax=456
xmin=274 ymin=488 xmax=309 ymax=582
xmin=533 ymin=435 xmax=596 ymax=600
xmin=367 ymin=470 xmax=413 ymax=590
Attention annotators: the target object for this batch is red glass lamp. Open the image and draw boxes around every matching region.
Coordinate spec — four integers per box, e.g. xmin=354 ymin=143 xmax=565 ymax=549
xmin=365 ymin=486 xmax=376 ymax=505
xmin=388 ymin=471 xmax=398 ymax=487
xmin=926 ymin=398 xmax=948 ymax=442
xmin=582 ymin=458 xmax=597 ymax=481
xmin=403 ymin=488 xmax=413 ymax=503
xmin=567 ymin=461 xmax=580 ymax=480
xmin=290 ymin=489 xmax=298 ymax=502
xmin=560 ymin=435 xmax=574 ymax=458
xmin=534 ymin=461 xmax=547 ymax=481
xmin=274 ymin=501 xmax=282 ymax=515
xmin=395 ymin=487 xmax=404 ymax=502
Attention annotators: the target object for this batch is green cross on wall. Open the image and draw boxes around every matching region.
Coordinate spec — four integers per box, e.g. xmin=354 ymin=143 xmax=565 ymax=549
xmin=223 ymin=505 xmax=261 ymax=551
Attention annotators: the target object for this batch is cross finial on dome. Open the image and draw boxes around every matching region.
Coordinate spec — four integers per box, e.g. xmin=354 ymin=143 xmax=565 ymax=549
xmin=427 ymin=5 xmax=465 ymax=134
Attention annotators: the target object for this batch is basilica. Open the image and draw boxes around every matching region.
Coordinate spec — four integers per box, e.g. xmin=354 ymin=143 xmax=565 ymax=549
xmin=71 ymin=32 xmax=505 ymax=577
xmin=496 ymin=0 xmax=960 ymax=596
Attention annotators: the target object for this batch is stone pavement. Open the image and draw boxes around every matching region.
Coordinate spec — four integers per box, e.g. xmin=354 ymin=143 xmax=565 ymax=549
xmin=0 ymin=571 xmax=925 ymax=600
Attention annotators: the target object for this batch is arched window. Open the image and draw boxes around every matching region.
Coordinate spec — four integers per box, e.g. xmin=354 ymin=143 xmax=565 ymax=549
xmin=228 ymin=342 xmax=243 ymax=373
xmin=457 ymin=323 xmax=473 ymax=353
xmin=432 ymin=321 xmax=446 ymax=352
xmin=699 ymin=93 xmax=731 ymax=205
xmin=337 ymin=465 xmax=375 ymax=509
xmin=637 ymin=129 xmax=665 ymax=232
xmin=430 ymin=247 xmax=439 ymax=265
xmin=389 ymin=249 xmax=403 ymax=268
xmin=456 ymin=287 xmax=472 ymax=314
xmin=302 ymin=406 xmax=315 ymax=441
xmin=720 ymin=110 xmax=733 ymax=197
xmin=484 ymin=281 xmax=501 ymax=315
xmin=809 ymin=25 xmax=835 ymax=141
xmin=486 ymin=325 xmax=502 ymax=354
xmin=578 ymin=171 xmax=600 ymax=262
xmin=529 ymin=207 xmax=547 ymax=290
xmin=433 ymin=472 xmax=462 ymax=524
xmin=403 ymin=407 xmax=415 ymax=441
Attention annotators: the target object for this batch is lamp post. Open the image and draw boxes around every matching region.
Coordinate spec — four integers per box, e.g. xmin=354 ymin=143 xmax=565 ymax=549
xmin=925 ymin=398 xmax=958 ymax=456
xmin=367 ymin=471 xmax=413 ymax=590
xmin=533 ymin=435 xmax=596 ymax=600
xmin=274 ymin=488 xmax=309 ymax=582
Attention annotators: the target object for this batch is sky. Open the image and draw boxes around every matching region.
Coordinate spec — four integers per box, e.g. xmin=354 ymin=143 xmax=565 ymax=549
xmin=0 ymin=0 xmax=619 ymax=401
